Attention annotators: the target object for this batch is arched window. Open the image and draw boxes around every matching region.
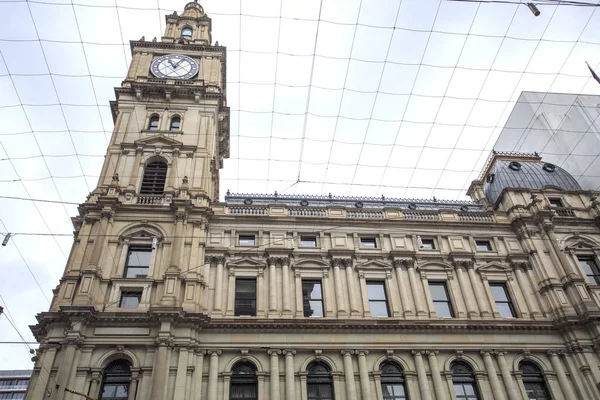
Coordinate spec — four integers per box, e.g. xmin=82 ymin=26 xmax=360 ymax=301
xmin=380 ymin=362 xmax=407 ymax=400
xmin=521 ymin=362 xmax=550 ymax=399
xmin=170 ymin=115 xmax=181 ymax=131
xmin=99 ymin=360 xmax=131 ymax=400
xmin=140 ymin=160 xmax=167 ymax=195
xmin=181 ymin=27 xmax=193 ymax=38
xmin=451 ymin=361 xmax=480 ymax=400
xmin=147 ymin=114 xmax=160 ymax=131
xmin=230 ymin=362 xmax=257 ymax=400
xmin=307 ymin=362 xmax=333 ymax=400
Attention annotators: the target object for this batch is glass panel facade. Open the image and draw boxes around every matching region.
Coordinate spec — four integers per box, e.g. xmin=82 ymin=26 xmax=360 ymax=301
xmin=302 ymin=280 xmax=324 ymax=317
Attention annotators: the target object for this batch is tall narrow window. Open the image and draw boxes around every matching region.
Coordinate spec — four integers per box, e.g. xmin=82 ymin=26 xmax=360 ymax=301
xmin=452 ymin=361 xmax=480 ymax=400
xmin=302 ymin=280 xmax=324 ymax=317
xmin=521 ymin=362 xmax=550 ymax=400
xmin=490 ymin=283 xmax=517 ymax=318
xmin=577 ymin=256 xmax=600 ymax=285
xmin=234 ymin=279 xmax=256 ymax=316
xmin=170 ymin=115 xmax=181 ymax=131
xmin=367 ymin=281 xmax=390 ymax=317
xmin=181 ymin=27 xmax=193 ymax=38
xmin=429 ymin=282 xmax=454 ymax=318
xmin=307 ymin=362 xmax=333 ymax=400
xmin=124 ymin=246 xmax=152 ymax=278
xmin=147 ymin=114 xmax=159 ymax=131
xmin=380 ymin=362 xmax=407 ymax=400
xmin=230 ymin=362 xmax=257 ymax=400
xmin=99 ymin=360 xmax=132 ymax=400
xmin=140 ymin=160 xmax=167 ymax=195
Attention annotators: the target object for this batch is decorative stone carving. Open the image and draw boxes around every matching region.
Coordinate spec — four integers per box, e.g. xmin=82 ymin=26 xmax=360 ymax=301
xmin=392 ymin=258 xmax=414 ymax=268
xmin=453 ymin=260 xmax=474 ymax=269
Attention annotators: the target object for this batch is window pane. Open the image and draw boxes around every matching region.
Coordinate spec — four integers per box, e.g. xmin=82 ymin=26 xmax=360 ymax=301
xmin=464 ymin=383 xmax=475 ymax=395
xmin=361 ymin=238 xmax=377 ymax=248
xmin=366 ymin=282 xmax=386 ymax=300
xmin=239 ymin=235 xmax=255 ymax=246
xmin=101 ymin=385 xmax=117 ymax=397
xmin=490 ymin=285 xmax=509 ymax=301
xmin=476 ymin=241 xmax=491 ymax=251
xmin=125 ymin=267 xmax=148 ymax=278
xmin=370 ymin=301 xmax=389 ymax=317
xmin=301 ymin=236 xmax=317 ymax=247
xmin=307 ymin=301 xmax=324 ymax=317
xmin=420 ymin=239 xmax=435 ymax=249
xmin=433 ymin=302 xmax=453 ymax=318
xmin=120 ymin=293 xmax=141 ymax=308
xmin=429 ymin=283 xmax=448 ymax=301
xmin=236 ymin=280 xmax=256 ymax=293
xmin=496 ymin=303 xmax=515 ymax=318
xmin=303 ymin=281 xmax=322 ymax=300
xmin=453 ymin=384 xmax=465 ymax=395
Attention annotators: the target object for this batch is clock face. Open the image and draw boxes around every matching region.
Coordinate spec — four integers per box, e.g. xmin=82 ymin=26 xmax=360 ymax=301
xmin=150 ymin=54 xmax=199 ymax=80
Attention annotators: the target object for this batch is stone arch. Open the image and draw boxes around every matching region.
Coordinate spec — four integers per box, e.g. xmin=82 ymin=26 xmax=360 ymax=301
xmin=512 ymin=353 xmax=550 ymax=372
xmin=416 ymin=261 xmax=454 ymax=271
xmin=96 ymin=348 xmax=140 ymax=370
xmin=141 ymin=153 xmax=172 ymax=166
xmin=372 ymin=353 xmax=412 ymax=373
xmin=292 ymin=258 xmax=330 ymax=268
xmin=443 ymin=353 xmax=482 ymax=372
xmin=225 ymin=354 xmax=265 ymax=373
xmin=561 ymin=234 xmax=600 ymax=251
xmin=300 ymin=353 xmax=339 ymax=372
xmin=116 ymin=222 xmax=167 ymax=240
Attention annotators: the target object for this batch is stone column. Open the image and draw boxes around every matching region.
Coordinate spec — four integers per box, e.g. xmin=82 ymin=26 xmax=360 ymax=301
xmin=495 ymin=351 xmax=520 ymax=400
xmin=358 ymin=272 xmax=370 ymax=317
xmin=88 ymin=212 xmax=111 ymax=269
xmin=206 ymin=350 xmax=221 ymax=400
xmin=467 ymin=263 xmax=492 ymax=317
xmin=481 ymin=351 xmax=506 ymax=400
xmin=393 ymin=259 xmax=414 ymax=316
xmin=128 ymin=146 xmax=143 ymax=188
xmin=167 ymin=148 xmax=180 ymax=189
xmin=412 ymin=351 xmax=432 ymax=400
xmin=269 ymin=257 xmax=278 ymax=315
xmin=127 ymin=372 xmax=139 ymax=400
xmin=213 ymin=257 xmax=224 ymax=314
xmin=332 ymin=260 xmax=348 ymax=316
xmin=173 ymin=346 xmax=188 ymax=400
xmin=345 ymin=261 xmax=360 ymax=316
xmin=151 ymin=337 xmax=172 ymax=400
xmin=427 ymin=351 xmax=447 ymax=400
xmin=420 ymin=273 xmax=435 ymax=317
xmin=192 ymin=349 xmax=205 ymax=400
xmin=202 ymin=257 xmax=211 ymax=311
xmin=341 ymin=350 xmax=358 ymax=400
xmin=169 ymin=212 xmax=186 ymax=268
xmin=53 ymin=338 xmax=81 ymax=400
xmin=30 ymin=345 xmax=59 ymax=400
xmin=407 ymin=263 xmax=426 ymax=316
xmin=283 ymin=350 xmax=296 ymax=400
xmin=548 ymin=351 xmax=573 ymax=398
xmin=357 ymin=350 xmax=371 ymax=400
xmin=562 ymin=350 xmax=592 ymax=400
xmin=282 ymin=259 xmax=292 ymax=316
xmin=513 ymin=263 xmax=542 ymax=319
xmin=257 ymin=268 xmax=266 ymax=317
xmin=226 ymin=268 xmax=236 ymax=316
xmin=294 ymin=270 xmax=303 ymax=317
xmin=455 ymin=263 xmax=479 ymax=317
xmin=269 ymin=349 xmax=281 ymax=400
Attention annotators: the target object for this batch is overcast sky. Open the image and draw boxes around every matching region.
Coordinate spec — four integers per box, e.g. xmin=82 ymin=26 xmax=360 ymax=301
xmin=1 ymin=0 xmax=600 ymax=369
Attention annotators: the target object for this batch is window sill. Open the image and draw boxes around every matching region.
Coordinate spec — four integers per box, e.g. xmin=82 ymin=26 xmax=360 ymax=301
xmin=141 ymin=129 xmax=183 ymax=135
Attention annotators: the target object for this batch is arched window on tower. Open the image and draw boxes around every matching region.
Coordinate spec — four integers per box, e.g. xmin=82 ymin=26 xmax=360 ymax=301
xmin=181 ymin=27 xmax=193 ymax=38
xmin=230 ymin=362 xmax=257 ymax=400
xmin=520 ymin=361 xmax=550 ymax=399
xmin=170 ymin=115 xmax=181 ymax=131
xmin=99 ymin=360 xmax=132 ymax=400
xmin=147 ymin=114 xmax=160 ymax=131
xmin=451 ymin=361 xmax=480 ymax=400
xmin=307 ymin=361 xmax=334 ymax=400
xmin=140 ymin=160 xmax=167 ymax=195
xmin=380 ymin=361 xmax=407 ymax=400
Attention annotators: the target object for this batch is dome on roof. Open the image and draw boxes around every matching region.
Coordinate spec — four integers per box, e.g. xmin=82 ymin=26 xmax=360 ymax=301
xmin=484 ymin=159 xmax=581 ymax=205
xmin=182 ymin=1 xmax=204 ymax=18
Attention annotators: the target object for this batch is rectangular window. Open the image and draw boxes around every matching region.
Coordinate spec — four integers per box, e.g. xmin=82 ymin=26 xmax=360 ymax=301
xmin=0 ymin=394 xmax=11 ymax=400
xmin=124 ymin=246 xmax=152 ymax=278
xmin=119 ymin=290 xmax=142 ymax=308
xmin=367 ymin=281 xmax=390 ymax=317
xmin=360 ymin=237 xmax=377 ymax=249
xmin=234 ymin=279 xmax=256 ymax=316
xmin=11 ymin=394 xmax=25 ymax=400
xmin=238 ymin=235 xmax=256 ymax=247
xmin=475 ymin=240 xmax=492 ymax=252
xmin=420 ymin=238 xmax=436 ymax=250
xmin=578 ymin=256 xmax=600 ymax=285
xmin=300 ymin=236 xmax=317 ymax=248
xmin=490 ymin=283 xmax=517 ymax=318
xmin=0 ymin=380 xmax=14 ymax=388
xmin=548 ymin=198 xmax=563 ymax=207
xmin=302 ymin=280 xmax=324 ymax=317
xmin=429 ymin=282 xmax=454 ymax=318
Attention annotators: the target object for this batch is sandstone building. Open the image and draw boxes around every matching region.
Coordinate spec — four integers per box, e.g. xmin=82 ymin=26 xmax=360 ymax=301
xmin=26 ymin=2 xmax=600 ymax=400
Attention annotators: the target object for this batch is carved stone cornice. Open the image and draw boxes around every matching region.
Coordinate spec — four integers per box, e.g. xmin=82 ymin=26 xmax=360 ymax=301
xmin=267 ymin=257 xmax=289 ymax=266
xmin=155 ymin=337 xmax=174 ymax=348
xmin=452 ymin=259 xmax=474 ymax=270
xmin=331 ymin=258 xmax=352 ymax=268
xmin=392 ymin=258 xmax=414 ymax=268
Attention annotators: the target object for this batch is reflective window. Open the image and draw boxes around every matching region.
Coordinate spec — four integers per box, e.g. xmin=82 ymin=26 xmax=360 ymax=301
xmin=578 ymin=256 xmax=600 ymax=285
xmin=367 ymin=281 xmax=390 ymax=317
xmin=238 ymin=235 xmax=255 ymax=246
xmin=452 ymin=362 xmax=479 ymax=400
xmin=490 ymin=283 xmax=517 ymax=318
xmin=140 ymin=160 xmax=167 ymax=195
xmin=124 ymin=246 xmax=151 ymax=278
xmin=548 ymin=197 xmax=563 ymax=207
xmin=181 ymin=27 xmax=193 ymax=38
xmin=301 ymin=236 xmax=317 ymax=247
xmin=302 ymin=280 xmax=324 ymax=317
xmin=119 ymin=290 xmax=142 ymax=308
xmin=360 ymin=237 xmax=377 ymax=249
xmin=100 ymin=360 xmax=131 ymax=400
xmin=170 ymin=115 xmax=181 ymax=131
xmin=307 ymin=362 xmax=333 ymax=400
xmin=420 ymin=238 xmax=435 ymax=250
xmin=147 ymin=115 xmax=159 ymax=130
xmin=521 ymin=362 xmax=550 ymax=400
xmin=475 ymin=240 xmax=492 ymax=251
xmin=230 ymin=362 xmax=257 ymax=400
xmin=380 ymin=362 xmax=407 ymax=400
xmin=235 ymin=279 xmax=256 ymax=316
xmin=429 ymin=282 xmax=454 ymax=318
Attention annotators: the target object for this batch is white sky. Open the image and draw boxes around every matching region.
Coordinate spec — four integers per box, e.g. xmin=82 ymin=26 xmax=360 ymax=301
xmin=1 ymin=0 xmax=600 ymax=369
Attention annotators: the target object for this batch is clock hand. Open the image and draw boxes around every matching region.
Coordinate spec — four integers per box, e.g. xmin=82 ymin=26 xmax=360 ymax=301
xmin=168 ymin=59 xmax=177 ymax=69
